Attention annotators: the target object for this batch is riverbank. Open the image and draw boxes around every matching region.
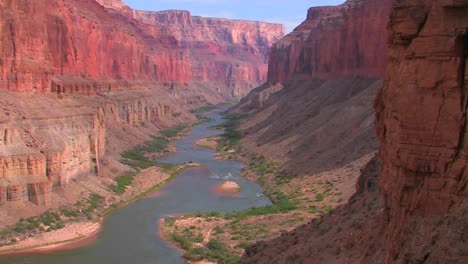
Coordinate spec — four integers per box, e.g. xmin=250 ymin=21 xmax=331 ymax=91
xmin=160 ymin=113 xmax=376 ymax=263
xmin=0 ymin=118 xmax=202 ymax=255
xmin=0 ymin=162 xmax=200 ymax=256
xmin=0 ymin=221 xmax=101 ymax=255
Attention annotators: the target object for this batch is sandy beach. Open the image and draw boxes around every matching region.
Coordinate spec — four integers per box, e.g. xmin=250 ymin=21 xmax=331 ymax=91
xmin=0 ymin=221 xmax=101 ymax=255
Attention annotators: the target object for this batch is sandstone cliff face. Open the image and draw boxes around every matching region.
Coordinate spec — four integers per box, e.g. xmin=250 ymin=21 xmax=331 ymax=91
xmin=375 ymin=0 xmax=468 ymax=262
xmin=0 ymin=0 xmax=283 ymax=97
xmin=267 ymin=0 xmax=390 ymax=84
xmin=0 ymin=85 xmax=204 ymax=207
xmin=0 ymin=0 xmax=191 ymax=92
xmin=121 ymin=8 xmax=283 ymax=97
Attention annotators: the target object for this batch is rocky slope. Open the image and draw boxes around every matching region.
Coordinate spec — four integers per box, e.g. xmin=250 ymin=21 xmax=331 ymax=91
xmin=0 ymin=0 xmax=282 ymax=216
xmin=232 ymin=0 xmax=391 ymax=174
xmin=241 ymin=0 xmax=468 ymax=263
xmin=235 ymin=77 xmax=382 ymax=174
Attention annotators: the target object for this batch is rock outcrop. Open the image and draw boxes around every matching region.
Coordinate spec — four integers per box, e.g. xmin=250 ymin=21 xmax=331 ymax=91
xmin=375 ymin=0 xmax=468 ymax=262
xmin=267 ymin=0 xmax=391 ymax=84
xmin=0 ymin=86 xmax=198 ymax=207
xmin=241 ymin=0 xmax=468 ymax=263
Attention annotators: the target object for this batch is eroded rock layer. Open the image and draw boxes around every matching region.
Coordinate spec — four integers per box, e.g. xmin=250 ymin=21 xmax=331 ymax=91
xmin=0 ymin=0 xmax=283 ymax=98
xmin=267 ymin=0 xmax=390 ymax=84
xmin=0 ymin=84 xmax=213 ymax=208
xmin=375 ymin=0 xmax=468 ymax=262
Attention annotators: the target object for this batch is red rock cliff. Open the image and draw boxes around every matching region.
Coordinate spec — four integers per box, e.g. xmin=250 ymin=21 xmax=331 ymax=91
xmin=0 ymin=0 xmax=283 ymax=97
xmin=375 ymin=0 xmax=468 ymax=262
xmin=267 ymin=0 xmax=391 ymax=84
xmin=0 ymin=0 xmax=192 ymax=93
xmin=119 ymin=8 xmax=284 ymax=97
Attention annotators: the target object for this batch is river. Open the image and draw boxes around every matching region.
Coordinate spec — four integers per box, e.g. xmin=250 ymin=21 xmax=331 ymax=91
xmin=0 ymin=109 xmax=271 ymax=264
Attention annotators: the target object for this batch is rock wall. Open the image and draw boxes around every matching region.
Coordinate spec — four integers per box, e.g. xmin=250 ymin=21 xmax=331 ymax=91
xmin=129 ymin=9 xmax=282 ymax=61
xmin=0 ymin=0 xmax=283 ymax=97
xmin=375 ymin=0 xmax=468 ymax=262
xmin=0 ymin=0 xmax=191 ymax=92
xmin=267 ymin=0 xmax=391 ymax=84
xmin=0 ymin=83 xmax=209 ymax=207
xmin=120 ymin=8 xmax=283 ymax=97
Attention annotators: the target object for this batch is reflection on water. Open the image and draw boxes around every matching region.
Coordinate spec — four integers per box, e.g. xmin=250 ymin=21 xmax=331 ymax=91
xmin=0 ymin=109 xmax=271 ymax=264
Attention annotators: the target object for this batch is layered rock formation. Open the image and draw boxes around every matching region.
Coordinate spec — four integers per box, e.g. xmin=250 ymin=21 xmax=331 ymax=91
xmin=0 ymin=87 xmax=198 ymax=207
xmin=231 ymin=0 xmax=391 ymax=174
xmin=0 ymin=0 xmax=283 ymax=97
xmin=241 ymin=0 xmax=468 ymax=263
xmin=115 ymin=5 xmax=283 ymax=97
xmin=267 ymin=0 xmax=391 ymax=84
xmin=375 ymin=0 xmax=468 ymax=262
xmin=0 ymin=0 xmax=282 ymax=209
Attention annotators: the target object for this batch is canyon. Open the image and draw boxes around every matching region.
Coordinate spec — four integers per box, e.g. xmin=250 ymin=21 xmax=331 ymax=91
xmin=0 ymin=0 xmax=282 ymax=225
xmin=239 ymin=0 xmax=468 ymax=263
xmin=0 ymin=0 xmax=466 ymax=263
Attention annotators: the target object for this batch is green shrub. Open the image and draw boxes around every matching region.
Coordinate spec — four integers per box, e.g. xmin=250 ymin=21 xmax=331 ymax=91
xmin=321 ymin=205 xmax=335 ymax=213
xmin=60 ymin=208 xmax=80 ymax=218
xmin=217 ymin=113 xmax=247 ymax=149
xmin=214 ymin=226 xmax=225 ymax=234
xmin=235 ymin=242 xmax=249 ymax=249
xmin=171 ymin=233 xmax=193 ymax=251
xmin=156 ymin=163 xmax=178 ymax=172
xmin=206 ymin=211 xmax=221 ymax=217
xmin=110 ymin=172 xmax=136 ymax=194
xmin=85 ymin=193 xmax=104 ymax=213
xmin=160 ymin=124 xmax=188 ymax=138
xmin=309 ymin=205 xmax=318 ymax=214
xmin=315 ymin=193 xmax=326 ymax=202
xmin=164 ymin=217 xmax=176 ymax=226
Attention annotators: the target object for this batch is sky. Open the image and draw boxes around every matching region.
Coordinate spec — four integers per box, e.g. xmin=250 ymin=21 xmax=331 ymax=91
xmin=122 ymin=0 xmax=346 ymax=33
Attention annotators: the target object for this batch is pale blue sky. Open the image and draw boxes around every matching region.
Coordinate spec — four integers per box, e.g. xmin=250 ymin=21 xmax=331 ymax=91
xmin=122 ymin=0 xmax=346 ymax=33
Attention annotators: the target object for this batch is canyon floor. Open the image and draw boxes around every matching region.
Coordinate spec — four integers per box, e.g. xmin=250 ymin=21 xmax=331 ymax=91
xmin=160 ymin=112 xmax=377 ymax=263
